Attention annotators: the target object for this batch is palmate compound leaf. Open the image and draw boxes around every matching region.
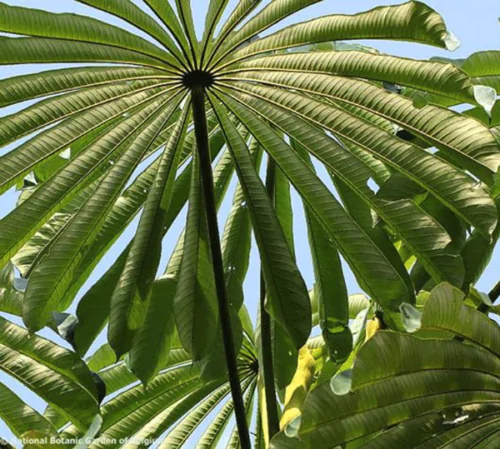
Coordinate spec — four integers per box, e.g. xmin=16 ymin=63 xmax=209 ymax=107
xmin=0 ymin=0 xmax=498 ymax=446
xmin=1 ymin=0 xmax=494 ymax=340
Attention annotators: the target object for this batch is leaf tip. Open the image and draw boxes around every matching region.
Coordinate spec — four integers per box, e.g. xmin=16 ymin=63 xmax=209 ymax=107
xmin=399 ymin=302 xmax=422 ymax=333
xmin=473 ymin=85 xmax=497 ymax=117
xmin=330 ymin=369 xmax=353 ymax=396
xmin=284 ymin=415 xmax=302 ymax=439
xmin=443 ymin=31 xmax=460 ymax=51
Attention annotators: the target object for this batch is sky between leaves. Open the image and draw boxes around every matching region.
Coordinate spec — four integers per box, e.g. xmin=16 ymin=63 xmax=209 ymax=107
xmin=0 ymin=0 xmax=499 ymax=446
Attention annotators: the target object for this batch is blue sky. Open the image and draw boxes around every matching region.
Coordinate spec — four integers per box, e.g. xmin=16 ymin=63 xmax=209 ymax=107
xmin=0 ymin=0 xmax=499 ymax=446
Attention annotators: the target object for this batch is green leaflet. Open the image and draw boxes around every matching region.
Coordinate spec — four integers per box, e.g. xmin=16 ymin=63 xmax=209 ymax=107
xmin=0 ymin=66 xmax=167 ymax=108
xmin=175 ymin=0 xmax=199 ymax=67
xmin=221 ymin=140 xmax=262 ymax=313
xmin=204 ymin=0 xmax=263 ymax=68
xmin=99 ymin=348 xmax=190 ymax=398
xmin=225 ymin=2 xmax=449 ymax=65
xmin=8 ymin=131 xmax=123 ymax=280
xmin=0 ymin=79 xmax=166 ymax=150
xmin=200 ymin=0 xmax=229 ymax=65
xmin=226 ymin=51 xmax=476 ymax=103
xmin=421 ymin=283 xmax=500 ymax=356
xmin=273 ymin=164 xmax=295 ymax=257
xmin=311 ymin=292 xmax=371 ymax=326
xmin=461 ymin=198 xmax=500 ymax=289
xmin=143 ymin=0 xmax=193 ymax=69
xmin=332 ymin=177 xmax=416 ymax=296
xmin=0 ymin=383 xmax=58 ymax=440
xmin=12 ymin=212 xmax=72 ymax=278
xmin=0 ymin=262 xmax=23 ymax=316
xmin=363 ymin=408 xmax=500 ymax=449
xmin=73 ymin=253 xmax=127 ymax=357
xmin=0 ymin=36 xmax=172 ymax=72
xmin=174 ymin=149 xmax=218 ymax=361
xmin=108 ymin=103 xmax=190 ymax=357
xmin=463 ymin=50 xmax=500 ymax=91
xmin=211 ymin=95 xmax=311 ymax=349
xmin=127 ymin=275 xmax=177 ymax=385
xmin=267 ymin=155 xmax=301 ymax=390
xmin=403 ymin=51 xmax=500 ymax=109
xmin=292 ymin=141 xmax=352 ymax=364
xmin=229 ymin=71 xmax=500 ymax=183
